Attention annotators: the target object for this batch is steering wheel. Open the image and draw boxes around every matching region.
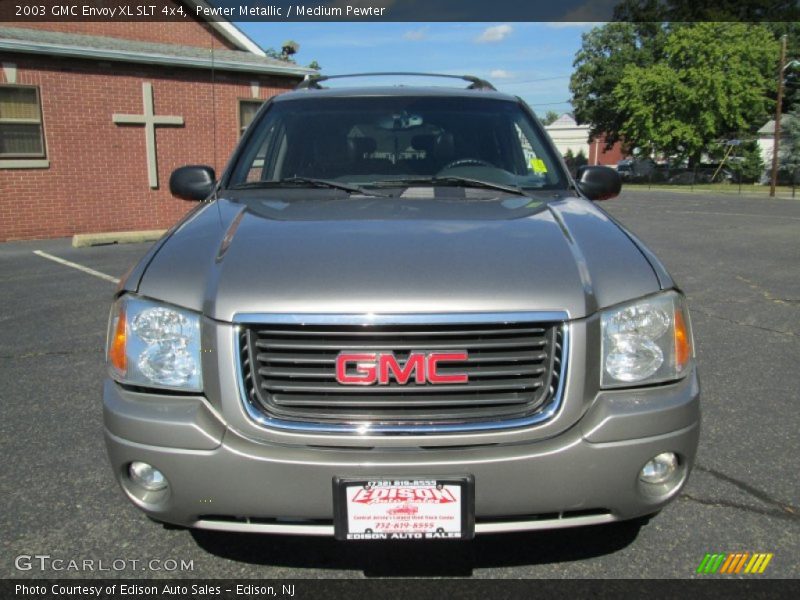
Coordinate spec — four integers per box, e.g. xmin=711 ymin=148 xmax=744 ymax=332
xmin=441 ymin=158 xmax=494 ymax=170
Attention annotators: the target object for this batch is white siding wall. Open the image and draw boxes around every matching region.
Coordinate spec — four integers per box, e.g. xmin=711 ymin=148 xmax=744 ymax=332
xmin=544 ymin=114 xmax=590 ymax=157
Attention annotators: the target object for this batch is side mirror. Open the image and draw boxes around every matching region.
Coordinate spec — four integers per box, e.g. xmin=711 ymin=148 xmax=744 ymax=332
xmin=169 ymin=165 xmax=216 ymax=201
xmin=576 ymin=165 xmax=622 ymax=201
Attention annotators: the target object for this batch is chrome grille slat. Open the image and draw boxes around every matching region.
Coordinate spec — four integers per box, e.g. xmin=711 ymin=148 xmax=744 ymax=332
xmin=257 ymin=364 xmax=546 ymax=379
xmin=257 ymin=350 xmax=548 ymax=364
xmin=253 ymin=326 xmax=547 ymax=337
xmin=262 ymin=403 xmax=541 ymax=421
xmin=260 ymin=377 xmax=544 ymax=393
xmin=239 ymin=320 xmax=564 ymax=429
xmin=260 ymin=404 xmax=544 ymax=423
xmin=254 ymin=337 xmax=547 ymax=351
xmin=269 ymin=392 xmax=535 ymax=408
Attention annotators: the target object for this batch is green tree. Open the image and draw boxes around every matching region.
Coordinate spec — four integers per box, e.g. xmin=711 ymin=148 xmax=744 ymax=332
xmin=563 ymin=149 xmax=576 ymax=174
xmin=569 ymin=22 xmax=666 ymax=147
xmin=763 ymin=23 xmax=800 ymax=108
xmin=728 ymin=141 xmax=765 ymax=183
xmin=282 ymin=40 xmax=300 ymax=59
xmin=264 ymin=47 xmax=292 ymax=62
xmin=780 ymin=102 xmax=800 ymax=183
xmin=614 ymin=23 xmax=778 ymax=166
xmin=613 ymin=1 xmax=800 ymax=106
xmin=575 ymin=149 xmax=589 ymax=169
xmin=540 ymin=110 xmax=560 ymax=126
xmin=308 ymin=60 xmax=322 ymax=71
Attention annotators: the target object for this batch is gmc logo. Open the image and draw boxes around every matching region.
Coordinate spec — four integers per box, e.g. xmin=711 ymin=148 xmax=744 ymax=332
xmin=335 ymin=352 xmax=469 ymax=386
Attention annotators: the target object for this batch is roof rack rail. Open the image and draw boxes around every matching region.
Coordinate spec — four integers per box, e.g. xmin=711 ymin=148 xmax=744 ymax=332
xmin=296 ymin=72 xmax=496 ymax=91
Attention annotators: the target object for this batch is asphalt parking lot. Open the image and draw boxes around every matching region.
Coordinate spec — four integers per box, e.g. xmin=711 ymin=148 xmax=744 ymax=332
xmin=1 ymin=190 xmax=798 ymax=579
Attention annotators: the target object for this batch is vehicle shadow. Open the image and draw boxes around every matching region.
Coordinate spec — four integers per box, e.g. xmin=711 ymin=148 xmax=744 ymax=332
xmin=190 ymin=519 xmax=645 ymax=577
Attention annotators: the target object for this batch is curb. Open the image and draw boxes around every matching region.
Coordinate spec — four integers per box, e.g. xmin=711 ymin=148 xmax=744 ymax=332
xmin=71 ymin=229 xmax=166 ymax=248
xmin=622 ymin=187 xmax=800 ymax=200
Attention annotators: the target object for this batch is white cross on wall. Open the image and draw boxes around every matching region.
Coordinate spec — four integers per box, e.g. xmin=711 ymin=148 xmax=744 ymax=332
xmin=113 ymin=82 xmax=184 ymax=189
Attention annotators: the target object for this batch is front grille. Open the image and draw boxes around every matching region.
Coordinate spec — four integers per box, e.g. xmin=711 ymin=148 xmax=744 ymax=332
xmin=238 ymin=319 xmax=565 ymax=431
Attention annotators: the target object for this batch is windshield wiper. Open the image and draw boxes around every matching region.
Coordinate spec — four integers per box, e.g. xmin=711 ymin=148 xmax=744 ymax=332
xmin=230 ymin=177 xmax=390 ymax=197
xmin=369 ymin=176 xmax=528 ymax=196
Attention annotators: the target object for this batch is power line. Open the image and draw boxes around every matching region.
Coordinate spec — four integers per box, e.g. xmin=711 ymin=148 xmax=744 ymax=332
xmin=493 ymin=74 xmax=574 ymax=108
xmin=499 ymin=75 xmax=573 ymax=85
xmin=527 ymin=100 xmax=572 ymax=106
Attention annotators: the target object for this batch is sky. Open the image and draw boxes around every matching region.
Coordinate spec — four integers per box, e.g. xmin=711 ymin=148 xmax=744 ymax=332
xmin=235 ymin=22 xmax=598 ymax=116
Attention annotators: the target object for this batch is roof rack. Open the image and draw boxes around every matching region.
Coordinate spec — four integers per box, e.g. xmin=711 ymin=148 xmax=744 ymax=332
xmin=296 ymin=72 xmax=496 ymax=91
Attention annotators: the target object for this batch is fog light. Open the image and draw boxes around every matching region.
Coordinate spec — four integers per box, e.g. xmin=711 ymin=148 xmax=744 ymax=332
xmin=640 ymin=452 xmax=679 ymax=485
xmin=128 ymin=461 xmax=168 ymax=492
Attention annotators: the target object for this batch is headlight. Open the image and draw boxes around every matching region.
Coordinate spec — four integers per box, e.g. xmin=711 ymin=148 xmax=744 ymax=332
xmin=106 ymin=295 xmax=202 ymax=392
xmin=601 ymin=291 xmax=693 ymax=388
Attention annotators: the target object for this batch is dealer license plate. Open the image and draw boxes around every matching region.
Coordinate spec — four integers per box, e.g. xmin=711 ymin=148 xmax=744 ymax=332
xmin=333 ymin=476 xmax=474 ymax=541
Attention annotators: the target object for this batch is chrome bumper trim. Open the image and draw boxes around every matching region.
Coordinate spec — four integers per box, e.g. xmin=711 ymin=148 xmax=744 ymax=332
xmin=193 ymin=512 xmax=616 ymax=536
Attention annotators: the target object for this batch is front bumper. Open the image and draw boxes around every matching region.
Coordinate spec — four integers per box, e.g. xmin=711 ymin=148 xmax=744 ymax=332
xmin=103 ymin=369 xmax=700 ymax=535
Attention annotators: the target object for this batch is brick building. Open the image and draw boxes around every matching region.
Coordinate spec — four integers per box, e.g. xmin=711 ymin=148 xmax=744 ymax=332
xmin=588 ymin=134 xmax=625 ymax=167
xmin=0 ymin=1 xmax=313 ymax=241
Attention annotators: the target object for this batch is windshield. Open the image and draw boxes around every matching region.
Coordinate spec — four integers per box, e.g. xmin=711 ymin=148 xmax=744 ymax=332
xmin=227 ymin=96 xmax=568 ymax=191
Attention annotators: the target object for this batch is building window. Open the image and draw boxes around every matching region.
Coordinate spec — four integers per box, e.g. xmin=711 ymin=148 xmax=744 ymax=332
xmin=239 ymin=99 xmax=263 ymax=137
xmin=0 ymin=85 xmax=46 ymax=158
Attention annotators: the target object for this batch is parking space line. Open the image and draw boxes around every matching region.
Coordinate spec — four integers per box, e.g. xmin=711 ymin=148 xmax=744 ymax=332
xmin=33 ymin=250 xmax=120 ymax=284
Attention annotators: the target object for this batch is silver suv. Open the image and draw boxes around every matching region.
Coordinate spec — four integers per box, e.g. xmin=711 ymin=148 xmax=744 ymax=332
xmin=104 ymin=73 xmax=699 ymax=541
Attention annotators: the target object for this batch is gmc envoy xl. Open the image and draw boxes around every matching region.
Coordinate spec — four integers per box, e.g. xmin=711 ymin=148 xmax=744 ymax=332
xmin=104 ymin=73 xmax=699 ymax=541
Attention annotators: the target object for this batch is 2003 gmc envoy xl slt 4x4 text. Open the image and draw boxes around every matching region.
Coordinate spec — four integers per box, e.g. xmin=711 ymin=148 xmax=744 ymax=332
xmin=104 ymin=73 xmax=699 ymax=541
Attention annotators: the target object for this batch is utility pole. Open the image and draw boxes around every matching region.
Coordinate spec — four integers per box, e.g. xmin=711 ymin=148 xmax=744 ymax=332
xmin=770 ymin=35 xmax=787 ymax=197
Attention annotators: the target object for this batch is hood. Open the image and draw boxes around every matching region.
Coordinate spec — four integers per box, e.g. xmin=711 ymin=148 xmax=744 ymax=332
xmin=136 ymin=192 xmax=661 ymax=322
